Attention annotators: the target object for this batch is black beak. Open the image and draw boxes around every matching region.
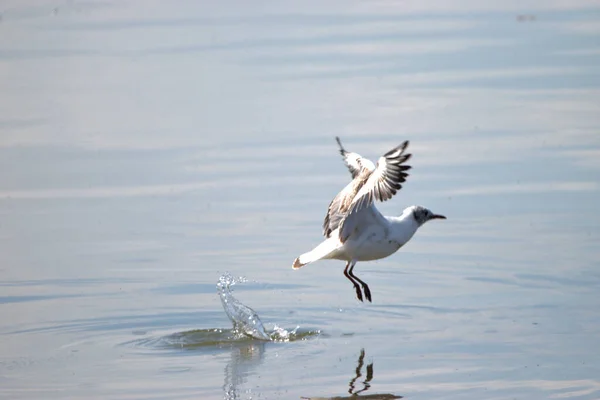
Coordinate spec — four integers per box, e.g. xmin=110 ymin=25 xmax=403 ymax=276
xmin=431 ymin=214 xmax=446 ymax=220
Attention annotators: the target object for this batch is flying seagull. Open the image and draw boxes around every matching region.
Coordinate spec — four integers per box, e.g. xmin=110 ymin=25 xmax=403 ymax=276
xmin=292 ymin=137 xmax=446 ymax=302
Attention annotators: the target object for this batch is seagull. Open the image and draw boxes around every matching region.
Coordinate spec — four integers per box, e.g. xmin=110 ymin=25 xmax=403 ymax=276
xmin=292 ymin=137 xmax=446 ymax=302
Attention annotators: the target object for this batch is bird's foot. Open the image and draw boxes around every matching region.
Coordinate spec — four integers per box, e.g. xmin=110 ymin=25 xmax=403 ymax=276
xmin=361 ymin=284 xmax=372 ymax=303
xmin=353 ymin=283 xmax=364 ymax=302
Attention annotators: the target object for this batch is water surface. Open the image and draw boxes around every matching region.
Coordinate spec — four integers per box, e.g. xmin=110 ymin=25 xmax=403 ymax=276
xmin=1 ymin=1 xmax=599 ymax=399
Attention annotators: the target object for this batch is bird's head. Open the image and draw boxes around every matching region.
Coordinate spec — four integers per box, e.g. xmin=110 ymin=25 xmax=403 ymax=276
xmin=408 ymin=205 xmax=446 ymax=227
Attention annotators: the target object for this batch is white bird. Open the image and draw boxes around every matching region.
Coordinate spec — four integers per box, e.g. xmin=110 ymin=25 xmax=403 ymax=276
xmin=292 ymin=137 xmax=446 ymax=302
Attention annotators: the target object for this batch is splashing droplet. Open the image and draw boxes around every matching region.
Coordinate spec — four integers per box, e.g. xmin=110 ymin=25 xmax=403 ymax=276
xmin=217 ymin=273 xmax=271 ymax=341
xmin=270 ymin=324 xmax=300 ymax=342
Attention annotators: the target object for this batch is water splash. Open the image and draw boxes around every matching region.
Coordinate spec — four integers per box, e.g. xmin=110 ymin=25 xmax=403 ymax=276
xmin=270 ymin=324 xmax=300 ymax=342
xmin=217 ymin=273 xmax=316 ymax=342
xmin=123 ymin=274 xmax=320 ymax=350
xmin=217 ymin=273 xmax=271 ymax=341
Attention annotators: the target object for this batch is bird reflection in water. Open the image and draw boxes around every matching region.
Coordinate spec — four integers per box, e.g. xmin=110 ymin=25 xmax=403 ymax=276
xmin=302 ymin=349 xmax=402 ymax=400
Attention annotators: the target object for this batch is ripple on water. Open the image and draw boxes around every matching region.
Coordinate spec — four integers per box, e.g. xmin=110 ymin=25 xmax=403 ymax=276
xmin=125 ymin=327 xmax=321 ymax=351
xmin=122 ymin=273 xmax=322 ymax=351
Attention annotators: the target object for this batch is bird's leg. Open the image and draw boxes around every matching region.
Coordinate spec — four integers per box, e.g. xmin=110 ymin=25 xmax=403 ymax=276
xmin=349 ymin=262 xmax=372 ymax=302
xmin=344 ymin=260 xmax=363 ymax=302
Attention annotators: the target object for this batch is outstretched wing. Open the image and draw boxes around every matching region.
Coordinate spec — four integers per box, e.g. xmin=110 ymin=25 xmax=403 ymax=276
xmin=336 ymin=136 xmax=375 ymax=179
xmin=338 ymin=141 xmax=412 ymax=243
xmin=323 ymin=172 xmax=367 ymax=238
xmin=323 ymin=137 xmax=376 ymax=238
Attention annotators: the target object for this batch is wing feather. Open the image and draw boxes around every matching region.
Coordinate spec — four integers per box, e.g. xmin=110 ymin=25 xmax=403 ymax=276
xmin=338 ymin=141 xmax=412 ymax=242
xmin=323 ymin=173 xmax=367 ymax=238
xmin=335 ymin=136 xmax=375 ymax=179
xmin=323 ymin=137 xmax=377 ymax=237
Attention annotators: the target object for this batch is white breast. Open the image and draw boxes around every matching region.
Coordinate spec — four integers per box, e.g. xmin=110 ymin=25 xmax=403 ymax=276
xmin=355 ymin=238 xmax=403 ymax=261
xmin=343 ymin=223 xmax=402 ymax=261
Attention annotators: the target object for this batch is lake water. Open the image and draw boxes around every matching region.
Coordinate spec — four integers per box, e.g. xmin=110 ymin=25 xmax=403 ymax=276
xmin=1 ymin=1 xmax=600 ymax=399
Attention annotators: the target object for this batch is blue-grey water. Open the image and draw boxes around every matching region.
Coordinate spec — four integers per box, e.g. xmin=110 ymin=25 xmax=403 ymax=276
xmin=1 ymin=1 xmax=600 ymax=399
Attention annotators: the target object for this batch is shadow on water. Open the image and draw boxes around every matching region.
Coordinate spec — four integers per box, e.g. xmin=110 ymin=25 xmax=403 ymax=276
xmin=302 ymin=349 xmax=402 ymax=400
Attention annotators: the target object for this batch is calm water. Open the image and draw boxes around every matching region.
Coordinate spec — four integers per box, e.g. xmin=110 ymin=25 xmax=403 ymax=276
xmin=1 ymin=1 xmax=600 ymax=399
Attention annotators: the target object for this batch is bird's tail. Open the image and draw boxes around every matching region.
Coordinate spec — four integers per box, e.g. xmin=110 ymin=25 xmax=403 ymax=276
xmin=292 ymin=238 xmax=340 ymax=269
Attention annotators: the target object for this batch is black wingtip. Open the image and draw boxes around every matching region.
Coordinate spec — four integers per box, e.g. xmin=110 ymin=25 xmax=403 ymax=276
xmin=335 ymin=136 xmax=347 ymax=155
xmin=398 ymin=140 xmax=410 ymax=153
